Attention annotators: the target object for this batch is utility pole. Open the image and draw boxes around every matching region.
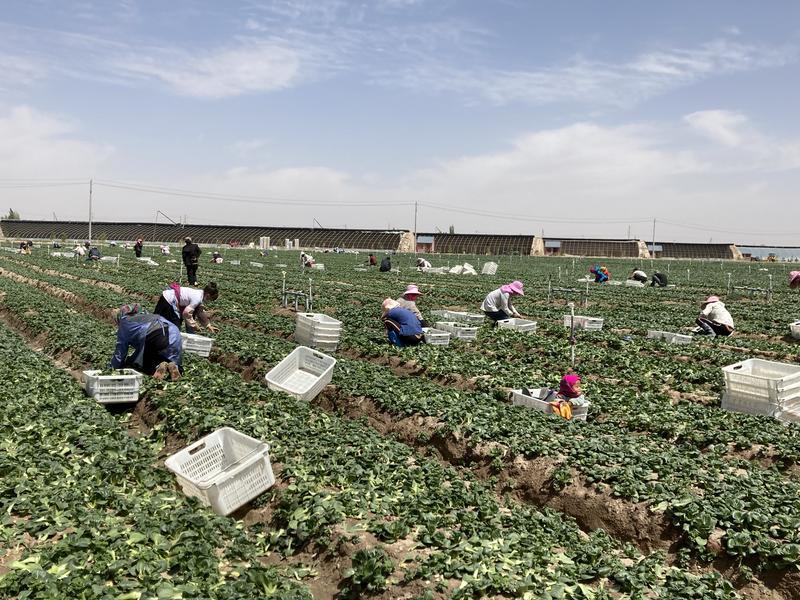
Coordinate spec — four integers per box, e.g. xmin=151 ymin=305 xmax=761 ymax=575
xmin=651 ymin=218 xmax=656 ymax=259
xmin=627 ymin=225 xmax=631 ymax=239
xmin=88 ymin=178 xmax=93 ymax=243
xmin=413 ymin=200 xmax=418 ymax=256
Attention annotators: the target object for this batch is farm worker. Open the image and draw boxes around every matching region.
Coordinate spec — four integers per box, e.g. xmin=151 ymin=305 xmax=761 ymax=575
xmin=134 ymin=238 xmax=143 ymax=258
xmin=86 ymin=247 xmax=102 ymax=261
xmin=379 ymin=256 xmax=392 ymax=272
xmin=381 ymin=298 xmax=423 ymax=347
xmin=590 ymin=264 xmax=610 ymax=283
xmin=396 ymin=284 xmax=429 ymax=327
xmin=73 ymin=244 xmax=85 ymax=257
xmin=211 ymin=251 xmax=223 ymax=264
xmin=651 ymin=272 xmax=668 ymax=287
xmin=789 ymin=271 xmax=800 ymax=289
xmin=182 ymin=237 xmax=201 ymax=286
xmin=368 ymin=253 xmax=377 ymax=266
xmin=630 ymin=268 xmax=648 ymax=283
xmin=154 ymin=281 xmax=219 ymax=334
xmin=416 ymin=257 xmax=432 ymax=271
xmin=111 ymin=304 xmax=182 ymax=379
xmin=693 ymin=295 xmax=734 ymax=337
xmin=481 ymin=280 xmax=524 ymax=323
xmin=301 ymin=252 xmax=315 ymax=268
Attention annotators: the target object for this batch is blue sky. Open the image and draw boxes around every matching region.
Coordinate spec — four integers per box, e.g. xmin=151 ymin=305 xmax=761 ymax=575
xmin=0 ymin=0 xmax=798 ymax=243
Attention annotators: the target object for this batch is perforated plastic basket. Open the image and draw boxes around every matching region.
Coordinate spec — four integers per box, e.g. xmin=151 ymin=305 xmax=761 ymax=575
xmin=296 ymin=313 xmax=342 ymax=332
xmin=165 ymin=427 xmax=275 ymax=516
xmin=722 ymin=359 xmax=800 ymax=406
xmin=509 ymin=388 xmax=589 ymax=421
xmin=434 ymin=321 xmax=478 ymax=341
xmin=646 ymin=330 xmax=692 ymax=345
xmin=497 ymin=318 xmax=537 ymax=333
xmin=481 ymin=262 xmax=498 ymax=275
xmin=721 ymin=393 xmax=777 ymax=417
xmin=422 ymin=327 xmax=451 ymax=346
xmin=181 ymin=333 xmax=214 ymax=357
xmin=82 ymin=369 xmax=142 ymax=404
xmin=266 ymin=346 xmax=336 ymax=401
xmin=790 ymin=321 xmax=800 ymax=340
xmin=563 ymin=315 xmax=604 ymax=331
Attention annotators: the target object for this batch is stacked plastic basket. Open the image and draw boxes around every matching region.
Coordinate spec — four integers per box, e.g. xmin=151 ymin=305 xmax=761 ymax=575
xmin=294 ymin=313 xmax=342 ymax=352
xmin=721 ymin=359 xmax=800 ymax=423
xmin=646 ymin=330 xmax=692 ymax=345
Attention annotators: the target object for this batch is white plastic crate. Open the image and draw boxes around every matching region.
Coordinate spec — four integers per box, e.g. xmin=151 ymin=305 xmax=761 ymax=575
xmin=312 ymin=263 xmax=325 ymax=270
xmin=266 ymin=346 xmax=336 ymax=401
xmin=296 ymin=313 xmax=342 ymax=332
xmin=509 ymin=388 xmax=589 ymax=421
xmin=776 ymin=407 xmax=800 ymax=424
xmin=722 ymin=359 xmax=800 ymax=407
xmin=497 ymin=318 xmax=538 ymax=333
xmin=481 ymin=262 xmax=498 ymax=275
xmin=230 ymin=260 xmax=241 ymax=265
xmin=422 ymin=327 xmax=451 ymax=346
xmin=434 ymin=321 xmax=478 ymax=341
xmin=721 ymin=393 xmax=776 ymax=417
xmin=165 ymin=427 xmax=275 ymax=516
xmin=646 ymin=330 xmax=692 ymax=345
xmin=82 ymin=369 xmax=142 ymax=404
xmin=563 ymin=315 xmax=604 ymax=331
xmin=249 ymin=261 xmax=264 ymax=268
xmin=790 ymin=321 xmax=800 ymax=340
xmin=624 ymin=280 xmax=645 ymax=287
xmin=181 ymin=332 xmax=214 ymax=357
xmin=430 ymin=310 xmax=483 ymax=324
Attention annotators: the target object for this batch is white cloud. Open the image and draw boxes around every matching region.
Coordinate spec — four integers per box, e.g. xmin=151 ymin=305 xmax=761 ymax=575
xmin=110 ymin=39 xmax=304 ymax=98
xmin=684 ymin=110 xmax=749 ymax=147
xmin=382 ymin=39 xmax=796 ymax=107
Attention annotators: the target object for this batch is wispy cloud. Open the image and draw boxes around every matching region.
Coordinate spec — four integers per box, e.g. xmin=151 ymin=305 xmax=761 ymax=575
xmin=110 ymin=38 xmax=306 ymax=98
xmin=380 ymin=39 xmax=796 ymax=107
xmin=684 ymin=110 xmax=749 ymax=147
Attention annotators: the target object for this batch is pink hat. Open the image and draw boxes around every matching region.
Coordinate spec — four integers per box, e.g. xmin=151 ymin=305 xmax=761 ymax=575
xmin=702 ymin=295 xmax=720 ymax=305
xmin=500 ymin=280 xmax=525 ymax=296
xmin=789 ymin=271 xmax=800 ymax=289
xmin=403 ymin=284 xmax=422 ymax=297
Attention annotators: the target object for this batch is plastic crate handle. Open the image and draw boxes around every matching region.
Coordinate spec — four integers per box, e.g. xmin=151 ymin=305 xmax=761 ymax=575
xmin=732 ymin=364 xmax=744 ymax=371
xmin=188 ymin=442 xmax=207 ymax=455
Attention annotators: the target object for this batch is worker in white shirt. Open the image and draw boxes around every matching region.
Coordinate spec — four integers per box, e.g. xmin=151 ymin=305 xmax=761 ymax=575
xmin=154 ymin=281 xmax=219 ymax=334
xmin=693 ymin=295 xmax=734 ymax=337
xmin=416 ymin=257 xmax=432 ymax=271
xmin=630 ymin=268 xmax=648 ymax=283
xmin=481 ymin=280 xmax=524 ymax=324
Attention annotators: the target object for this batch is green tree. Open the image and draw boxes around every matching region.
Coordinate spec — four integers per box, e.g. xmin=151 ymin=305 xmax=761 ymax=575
xmin=4 ymin=209 xmax=20 ymax=220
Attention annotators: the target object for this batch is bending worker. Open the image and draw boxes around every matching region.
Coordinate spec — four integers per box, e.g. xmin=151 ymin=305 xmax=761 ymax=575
xmin=396 ymin=284 xmax=429 ymax=327
xmin=381 ymin=298 xmax=423 ymax=347
xmin=482 ymin=280 xmax=524 ymax=323
xmin=111 ymin=305 xmax=182 ymax=380
xmin=590 ymin=264 xmax=610 ymax=283
xmin=693 ymin=295 xmax=734 ymax=337
xmin=379 ymin=256 xmax=392 ymax=272
xmin=154 ymin=282 xmax=219 ymax=334
xmin=630 ymin=268 xmax=648 ymax=283
xmin=416 ymin=257 xmax=432 ymax=271
xmin=651 ymin=271 xmax=668 ymax=287
xmin=789 ymin=271 xmax=800 ymax=289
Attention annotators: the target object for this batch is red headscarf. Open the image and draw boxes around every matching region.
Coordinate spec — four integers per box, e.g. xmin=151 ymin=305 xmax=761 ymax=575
xmin=559 ymin=374 xmax=581 ymax=399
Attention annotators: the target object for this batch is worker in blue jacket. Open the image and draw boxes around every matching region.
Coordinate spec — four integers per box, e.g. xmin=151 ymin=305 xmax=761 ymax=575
xmin=381 ymin=298 xmax=423 ymax=347
xmin=111 ymin=305 xmax=183 ymax=379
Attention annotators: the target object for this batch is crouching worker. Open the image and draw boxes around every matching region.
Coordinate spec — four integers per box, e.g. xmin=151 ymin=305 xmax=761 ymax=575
xmin=693 ymin=295 xmax=734 ymax=337
xmin=482 ymin=280 xmax=524 ymax=324
xmin=110 ymin=304 xmax=182 ymax=380
xmin=381 ymin=298 xmax=423 ymax=347
xmin=154 ymin=282 xmax=219 ymax=334
xmin=651 ymin=271 xmax=668 ymax=287
xmin=590 ymin=264 xmax=610 ymax=283
xmin=397 ymin=284 xmax=429 ymax=327
xmin=630 ymin=268 xmax=648 ymax=283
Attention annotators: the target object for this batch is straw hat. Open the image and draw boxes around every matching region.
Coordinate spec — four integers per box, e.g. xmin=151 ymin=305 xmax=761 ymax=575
xmin=403 ymin=284 xmax=422 ymax=297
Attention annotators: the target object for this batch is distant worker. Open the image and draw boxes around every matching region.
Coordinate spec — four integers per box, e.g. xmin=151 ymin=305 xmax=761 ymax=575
xmin=693 ymin=295 xmax=734 ymax=337
xmin=134 ymin=238 xmax=144 ymax=258
xmin=160 ymin=244 xmax=170 ymax=255
xmin=416 ymin=257 xmax=432 ymax=271
xmin=182 ymin=237 xmax=201 ymax=286
xmin=368 ymin=253 xmax=377 ymax=267
xmin=590 ymin=264 xmax=610 ymax=283
xmin=481 ymin=280 xmax=524 ymax=324
xmin=87 ymin=247 xmax=102 ymax=261
xmin=300 ymin=252 xmax=315 ymax=268
xmin=630 ymin=268 xmax=648 ymax=283
xmin=211 ymin=251 xmax=223 ymax=264
xmin=154 ymin=282 xmax=219 ymax=334
xmin=379 ymin=256 xmax=392 ymax=272
xmin=19 ymin=241 xmax=30 ymax=255
xmin=73 ymin=244 xmax=86 ymax=257
xmin=110 ymin=304 xmax=182 ymax=380
xmin=381 ymin=298 xmax=423 ymax=347
xmin=789 ymin=271 xmax=800 ymax=289
xmin=651 ymin=272 xmax=668 ymax=287
xmin=396 ymin=284 xmax=429 ymax=327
